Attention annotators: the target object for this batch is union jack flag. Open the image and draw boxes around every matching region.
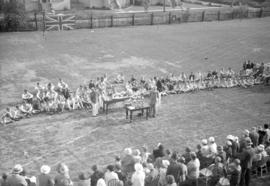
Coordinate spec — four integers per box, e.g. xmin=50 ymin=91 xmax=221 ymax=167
xmin=45 ymin=14 xmax=75 ymax=31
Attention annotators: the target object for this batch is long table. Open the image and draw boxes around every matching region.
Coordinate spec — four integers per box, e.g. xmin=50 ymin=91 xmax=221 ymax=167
xmin=103 ymin=97 xmax=130 ymax=114
xmin=125 ymin=105 xmax=150 ymax=122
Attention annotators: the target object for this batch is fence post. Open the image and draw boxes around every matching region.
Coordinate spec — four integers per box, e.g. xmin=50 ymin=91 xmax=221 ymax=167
xmin=260 ymin=8 xmax=263 ymax=18
xmin=169 ymin=12 xmax=171 ymax=24
xmin=132 ymin=14 xmax=135 ymax=26
xmin=217 ymin=10 xmax=220 ymax=21
xmin=111 ymin=15 xmax=113 ymax=27
xmin=202 ymin=11 xmax=205 ymax=22
xmin=150 ymin=13 xmax=154 ymax=25
xmin=34 ymin=12 xmax=38 ymax=31
xmin=231 ymin=9 xmax=234 ymax=19
xmin=90 ymin=16 xmax=93 ymax=29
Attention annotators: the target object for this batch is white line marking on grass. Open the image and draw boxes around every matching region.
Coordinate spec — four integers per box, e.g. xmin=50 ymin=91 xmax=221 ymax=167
xmin=22 ymin=127 xmax=100 ymax=167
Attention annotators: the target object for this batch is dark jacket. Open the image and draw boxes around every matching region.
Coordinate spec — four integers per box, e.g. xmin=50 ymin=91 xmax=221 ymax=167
xmin=237 ymin=146 xmax=255 ymax=169
xmin=90 ymin=171 xmax=104 ymax=186
xmin=249 ymin=131 xmax=259 ymax=147
xmin=37 ymin=174 xmax=54 ymax=186
xmin=166 ymin=161 xmax=182 ymax=183
xmin=230 ymin=168 xmax=241 ymax=186
xmin=6 ymin=174 xmax=28 ymax=186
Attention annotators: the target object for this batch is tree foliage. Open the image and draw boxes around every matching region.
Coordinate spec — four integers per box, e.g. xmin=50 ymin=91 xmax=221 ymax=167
xmin=0 ymin=0 xmax=26 ymax=31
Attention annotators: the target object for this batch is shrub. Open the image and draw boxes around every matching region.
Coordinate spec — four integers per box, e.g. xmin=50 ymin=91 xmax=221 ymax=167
xmin=0 ymin=1 xmax=26 ymax=31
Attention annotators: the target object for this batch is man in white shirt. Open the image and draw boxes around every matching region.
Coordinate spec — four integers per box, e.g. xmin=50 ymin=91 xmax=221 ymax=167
xmin=104 ymin=165 xmax=119 ymax=185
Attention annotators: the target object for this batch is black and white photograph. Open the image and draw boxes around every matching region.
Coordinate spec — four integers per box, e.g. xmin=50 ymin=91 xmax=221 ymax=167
xmin=0 ymin=0 xmax=270 ymax=186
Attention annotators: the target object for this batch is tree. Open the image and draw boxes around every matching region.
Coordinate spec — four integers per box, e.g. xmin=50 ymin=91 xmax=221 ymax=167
xmin=0 ymin=0 xmax=26 ymax=31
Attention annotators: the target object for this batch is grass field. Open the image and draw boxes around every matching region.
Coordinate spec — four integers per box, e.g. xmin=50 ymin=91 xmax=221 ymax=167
xmin=0 ymin=17 xmax=270 ymax=184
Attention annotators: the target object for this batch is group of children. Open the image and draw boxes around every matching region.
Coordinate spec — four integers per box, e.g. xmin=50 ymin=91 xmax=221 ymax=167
xmin=1 ymin=62 xmax=269 ymax=125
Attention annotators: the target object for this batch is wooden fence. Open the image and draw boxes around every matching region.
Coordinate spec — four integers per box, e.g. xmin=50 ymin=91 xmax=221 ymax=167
xmin=16 ymin=7 xmax=270 ymax=31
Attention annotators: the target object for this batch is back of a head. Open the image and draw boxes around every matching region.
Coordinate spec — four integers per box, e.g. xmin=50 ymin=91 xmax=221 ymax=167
xmin=166 ymin=175 xmax=175 ymax=184
xmin=92 ymin=165 xmax=98 ymax=172
xmin=78 ymin=172 xmax=87 ymax=180
xmin=171 ymin=151 xmax=178 ymax=160
xmin=2 ymin=173 xmax=8 ymax=180
xmin=264 ymin=124 xmax=269 ymax=129
xmin=190 ymin=152 xmax=197 ymax=160
xmin=107 ymin=165 xmax=114 ymax=172
xmin=57 ymin=163 xmax=69 ymax=175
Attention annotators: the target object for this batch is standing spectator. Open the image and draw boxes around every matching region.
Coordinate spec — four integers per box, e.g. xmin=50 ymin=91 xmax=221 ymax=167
xmin=121 ymin=148 xmax=136 ymax=178
xmin=195 ymin=144 xmax=203 ymax=162
xmin=0 ymin=173 xmax=8 ymax=186
xmin=177 ymin=157 xmax=187 ymax=183
xmin=208 ymin=157 xmax=224 ymax=186
xmin=229 ymin=159 xmax=241 ymax=186
xmin=201 ymin=139 xmax=210 ymax=157
xmin=141 ymin=145 xmax=151 ymax=164
xmin=237 ymin=139 xmax=255 ymax=186
xmin=77 ymin=173 xmax=90 ymax=186
xmin=226 ymin=135 xmax=238 ymax=157
xmin=187 ymin=152 xmax=200 ymax=185
xmin=182 ymin=147 xmax=192 ymax=164
xmin=239 ymin=130 xmax=250 ymax=152
xmin=258 ymin=126 xmax=267 ymax=145
xmin=133 ymin=149 xmax=142 ymax=163
xmin=165 ymin=175 xmax=177 ymax=186
xmin=115 ymin=164 xmax=125 ymax=183
xmin=104 ymin=165 xmax=119 ymax=185
xmin=153 ymin=143 xmax=165 ymax=160
xmin=114 ymin=156 xmax=121 ymax=169
xmin=131 ymin=163 xmax=145 ymax=186
xmin=166 ymin=152 xmax=182 ymax=184
xmin=264 ymin=124 xmax=270 ymax=142
xmin=158 ymin=160 xmax=170 ymax=186
xmin=90 ymin=165 xmax=104 ymax=186
xmin=249 ymin=127 xmax=259 ymax=147
xmin=144 ymin=163 xmax=159 ymax=186
xmin=37 ymin=165 xmax=54 ymax=186
xmin=208 ymin=137 xmax=217 ymax=156
xmin=54 ymin=163 xmax=73 ymax=186
xmin=6 ymin=164 xmax=27 ymax=186
xmin=216 ymin=146 xmax=227 ymax=164
xmin=224 ymin=140 xmax=233 ymax=160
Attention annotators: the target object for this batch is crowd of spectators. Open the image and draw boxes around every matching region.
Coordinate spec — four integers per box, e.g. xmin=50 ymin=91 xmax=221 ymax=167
xmin=1 ymin=124 xmax=270 ymax=186
xmin=1 ymin=61 xmax=270 ymax=125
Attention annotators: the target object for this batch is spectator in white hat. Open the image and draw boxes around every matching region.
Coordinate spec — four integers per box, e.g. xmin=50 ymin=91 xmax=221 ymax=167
xmin=121 ymin=148 xmax=135 ymax=177
xmin=6 ymin=164 xmax=27 ymax=186
xmin=158 ymin=160 xmax=170 ymax=186
xmin=37 ymin=165 xmax=54 ymax=186
xmin=201 ymin=139 xmax=210 ymax=157
xmin=208 ymin=136 xmax=217 ymax=156
xmin=131 ymin=163 xmax=145 ymax=186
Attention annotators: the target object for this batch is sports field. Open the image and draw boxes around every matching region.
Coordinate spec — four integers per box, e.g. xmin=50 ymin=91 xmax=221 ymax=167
xmin=0 ymin=17 xmax=270 ymax=182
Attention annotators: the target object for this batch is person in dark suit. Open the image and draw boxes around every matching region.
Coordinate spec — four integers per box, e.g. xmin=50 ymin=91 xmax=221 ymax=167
xmin=166 ymin=152 xmax=182 ymax=185
xmin=249 ymin=127 xmax=259 ymax=147
xmin=237 ymin=139 xmax=255 ymax=186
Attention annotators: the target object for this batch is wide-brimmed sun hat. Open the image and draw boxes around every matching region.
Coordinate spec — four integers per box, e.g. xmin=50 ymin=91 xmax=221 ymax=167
xmin=12 ymin=164 xmax=23 ymax=174
xmin=40 ymin=165 xmax=51 ymax=174
xmin=226 ymin=135 xmax=234 ymax=141
xmin=209 ymin=137 xmax=215 ymax=143
xmin=202 ymin=139 xmax=208 ymax=145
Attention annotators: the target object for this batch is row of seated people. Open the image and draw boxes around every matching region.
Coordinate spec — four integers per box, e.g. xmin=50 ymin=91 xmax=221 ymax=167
xmin=0 ymin=78 xmax=109 ymax=124
xmin=126 ymin=64 xmax=270 ymax=95
xmin=1 ymin=63 xmax=270 ymax=125
xmin=1 ymin=124 xmax=270 ymax=186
